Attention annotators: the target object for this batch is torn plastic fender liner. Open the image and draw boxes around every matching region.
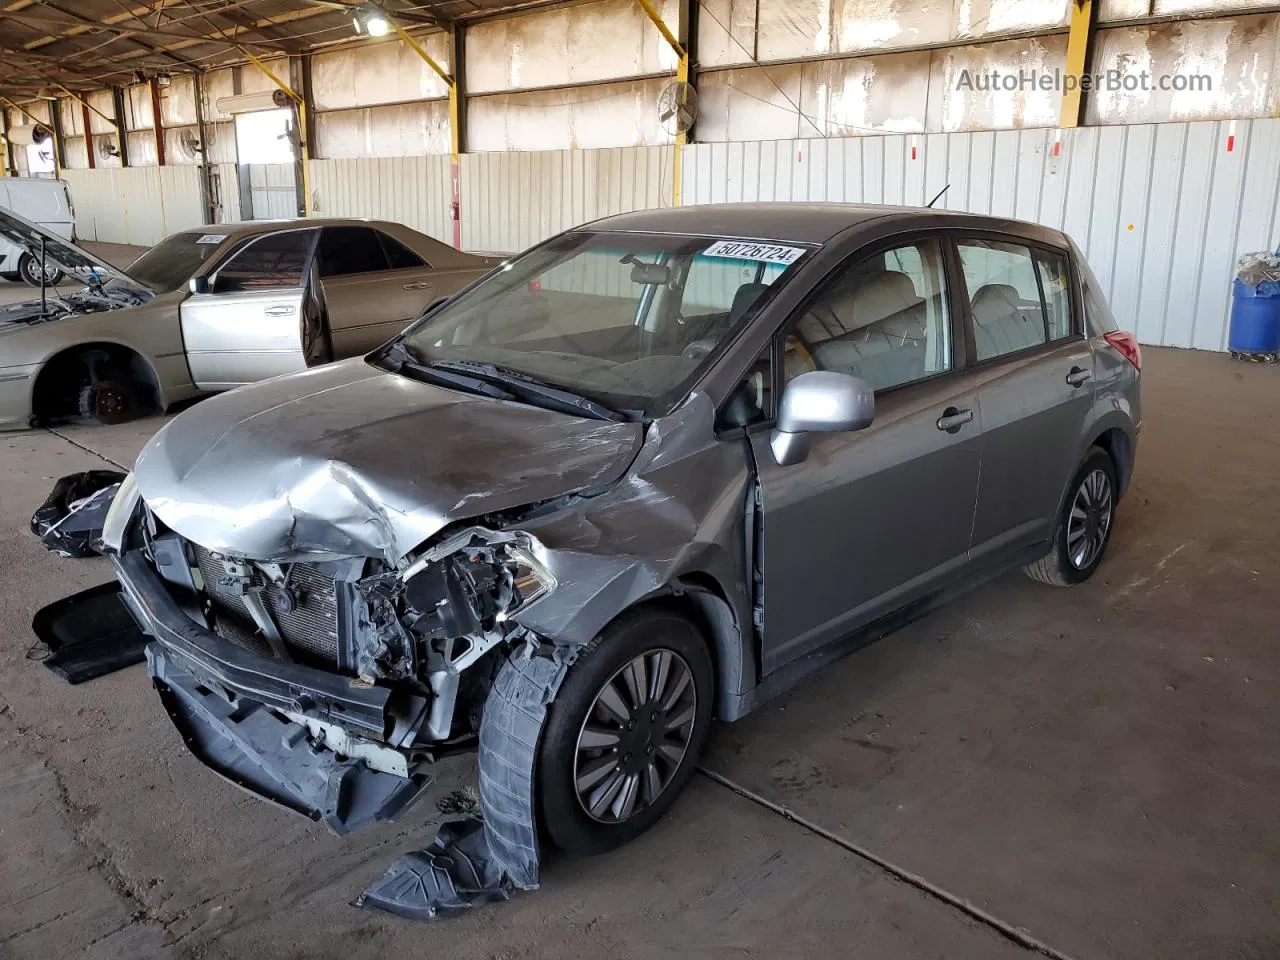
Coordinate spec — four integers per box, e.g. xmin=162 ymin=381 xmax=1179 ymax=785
xmin=148 ymin=645 xmax=432 ymax=835
xmin=360 ymin=646 xmax=570 ymax=918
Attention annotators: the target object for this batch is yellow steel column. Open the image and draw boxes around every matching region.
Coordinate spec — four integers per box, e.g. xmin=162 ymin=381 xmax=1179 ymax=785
xmin=238 ymin=46 xmax=312 ymax=215
xmin=383 ymin=19 xmax=465 ymax=246
xmin=635 ymin=0 xmax=688 ymax=207
xmin=1060 ymin=0 xmax=1096 ymax=129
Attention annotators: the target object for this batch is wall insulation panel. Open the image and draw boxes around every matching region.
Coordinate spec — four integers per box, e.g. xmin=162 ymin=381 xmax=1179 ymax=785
xmin=465 ymin=0 xmax=679 ymax=94
xmin=1088 ymin=16 xmax=1280 ymax=124
xmin=62 ymin=165 xmax=205 ymax=245
xmin=315 ymin=101 xmax=451 ymax=158
xmin=697 ymin=33 xmax=1068 ymax=141
xmin=309 ymin=155 xmax=454 ymax=243
xmin=682 ymin=118 xmax=1280 ymax=352
xmin=312 ymin=35 xmax=451 ymax=109
xmin=459 ymin=145 xmax=672 ymax=253
xmin=468 ymin=78 xmax=674 ymax=152
xmin=698 ymin=0 xmax=1069 ymax=67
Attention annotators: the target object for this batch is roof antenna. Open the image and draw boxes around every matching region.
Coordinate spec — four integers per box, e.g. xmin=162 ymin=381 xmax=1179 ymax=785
xmin=926 ymin=184 xmax=950 ymax=208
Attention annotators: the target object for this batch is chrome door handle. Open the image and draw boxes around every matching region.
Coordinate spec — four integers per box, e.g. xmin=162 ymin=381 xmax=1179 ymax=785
xmin=936 ymin=407 xmax=974 ymax=433
xmin=1066 ymin=366 xmax=1092 ymax=387
xmin=402 ymin=281 xmax=433 ymax=291
xmin=264 ymin=305 xmax=296 ymax=316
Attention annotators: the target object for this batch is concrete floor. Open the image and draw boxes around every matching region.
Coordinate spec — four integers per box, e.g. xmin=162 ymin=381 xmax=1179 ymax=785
xmin=1 ymin=334 xmax=1277 ymax=956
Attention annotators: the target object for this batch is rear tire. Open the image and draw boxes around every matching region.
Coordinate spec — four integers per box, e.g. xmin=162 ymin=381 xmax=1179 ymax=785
xmin=1024 ymin=446 xmax=1118 ymax=587
xmin=18 ymin=253 xmax=64 ymax=287
xmin=537 ymin=606 xmax=714 ymax=856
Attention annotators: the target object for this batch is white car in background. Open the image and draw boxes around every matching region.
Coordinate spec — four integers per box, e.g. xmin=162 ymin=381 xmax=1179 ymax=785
xmin=0 ymin=177 xmax=75 ymax=286
xmin=0 ymin=209 xmax=502 ymax=429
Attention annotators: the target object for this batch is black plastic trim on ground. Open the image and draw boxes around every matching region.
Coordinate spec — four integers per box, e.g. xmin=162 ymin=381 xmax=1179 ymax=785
xmin=697 ymin=767 xmax=1079 ymax=960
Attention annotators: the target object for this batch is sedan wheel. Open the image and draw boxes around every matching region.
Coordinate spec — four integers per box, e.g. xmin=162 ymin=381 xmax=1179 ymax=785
xmin=573 ymin=649 xmax=697 ymax=824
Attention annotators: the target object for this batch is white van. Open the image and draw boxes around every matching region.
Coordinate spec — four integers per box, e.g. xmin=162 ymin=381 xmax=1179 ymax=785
xmin=0 ymin=178 xmax=75 ymax=286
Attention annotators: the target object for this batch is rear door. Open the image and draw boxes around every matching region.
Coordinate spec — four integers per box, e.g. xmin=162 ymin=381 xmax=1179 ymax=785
xmin=317 ymin=225 xmax=444 ymax=356
xmin=180 ymin=228 xmax=319 ymax=389
xmin=956 ymin=236 xmax=1096 ymax=559
xmin=749 ymin=236 xmax=985 ymax=673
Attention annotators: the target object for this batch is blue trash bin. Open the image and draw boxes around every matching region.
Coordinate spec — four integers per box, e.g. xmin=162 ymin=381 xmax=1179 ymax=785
xmin=1229 ymin=278 xmax=1280 ymax=359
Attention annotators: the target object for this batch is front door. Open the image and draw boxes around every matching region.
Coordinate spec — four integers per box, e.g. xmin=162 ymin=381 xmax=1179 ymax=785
xmin=748 ymin=238 xmax=984 ymax=674
xmin=180 ymin=228 xmax=319 ymax=389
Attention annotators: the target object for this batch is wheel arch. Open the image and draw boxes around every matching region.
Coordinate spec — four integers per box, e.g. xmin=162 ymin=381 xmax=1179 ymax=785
xmin=1089 ymin=425 xmax=1135 ymax=497
xmin=30 ymin=341 xmax=164 ymax=422
xmin=603 ymin=570 xmax=750 ymax=723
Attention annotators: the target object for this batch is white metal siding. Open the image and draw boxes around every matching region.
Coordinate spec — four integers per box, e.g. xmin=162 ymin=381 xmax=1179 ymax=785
xmin=62 ymin=165 xmax=205 ymax=245
xmin=459 ymin=146 xmax=672 ymax=254
xmin=683 ymin=119 xmax=1280 ymax=351
xmin=308 ymin=156 xmax=454 ymax=244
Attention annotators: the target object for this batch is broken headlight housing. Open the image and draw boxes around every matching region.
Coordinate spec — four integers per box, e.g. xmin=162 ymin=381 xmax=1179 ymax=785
xmin=99 ymin=471 xmax=140 ymax=555
xmin=400 ymin=531 xmax=555 ymax=642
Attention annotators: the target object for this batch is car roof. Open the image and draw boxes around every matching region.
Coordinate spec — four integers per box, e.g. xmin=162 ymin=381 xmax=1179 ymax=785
xmin=580 ymin=202 xmax=1066 ymax=246
xmin=188 ymin=217 xmax=397 ymax=238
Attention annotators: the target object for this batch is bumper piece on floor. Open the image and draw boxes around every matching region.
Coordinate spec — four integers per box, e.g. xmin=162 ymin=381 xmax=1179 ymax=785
xmin=30 ymin=582 xmax=149 ymax=684
xmin=148 ymin=645 xmax=432 ymax=835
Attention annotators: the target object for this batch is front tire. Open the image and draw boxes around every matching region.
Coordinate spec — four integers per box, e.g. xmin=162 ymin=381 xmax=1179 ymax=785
xmin=18 ymin=252 xmax=64 ymax=287
xmin=1024 ymin=446 xmax=1118 ymax=586
xmin=537 ymin=606 xmax=714 ymax=856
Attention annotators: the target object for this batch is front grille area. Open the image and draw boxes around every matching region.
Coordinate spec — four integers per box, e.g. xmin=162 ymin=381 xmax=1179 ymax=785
xmin=193 ymin=547 xmax=341 ymax=662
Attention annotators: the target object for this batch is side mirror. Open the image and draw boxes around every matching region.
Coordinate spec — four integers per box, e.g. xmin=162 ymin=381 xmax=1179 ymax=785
xmin=188 ymin=275 xmax=209 ymax=295
xmin=770 ymin=370 xmax=874 ymax=466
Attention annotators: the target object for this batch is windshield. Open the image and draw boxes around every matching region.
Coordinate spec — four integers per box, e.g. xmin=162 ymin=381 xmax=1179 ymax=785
xmin=394 ymin=231 xmax=809 ymax=416
xmin=126 ymin=231 xmax=226 ymax=292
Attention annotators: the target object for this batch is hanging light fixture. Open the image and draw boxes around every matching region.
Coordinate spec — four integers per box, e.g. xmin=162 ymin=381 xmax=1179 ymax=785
xmin=351 ymin=5 xmax=391 ymax=37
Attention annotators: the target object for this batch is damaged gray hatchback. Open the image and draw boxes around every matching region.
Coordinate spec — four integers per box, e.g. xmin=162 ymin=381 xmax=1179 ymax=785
xmin=97 ymin=203 xmax=1141 ymax=863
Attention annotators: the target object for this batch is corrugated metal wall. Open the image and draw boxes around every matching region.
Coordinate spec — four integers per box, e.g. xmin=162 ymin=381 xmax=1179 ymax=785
xmin=459 ymin=146 xmax=672 ymax=253
xmin=61 ymin=165 xmax=206 ymax=245
xmin=309 ymin=155 xmax=454 ymax=243
xmin=682 ymin=119 xmax=1280 ymax=351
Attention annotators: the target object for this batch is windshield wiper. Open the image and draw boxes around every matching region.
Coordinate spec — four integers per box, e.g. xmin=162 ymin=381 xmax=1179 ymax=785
xmin=380 ymin=342 xmax=516 ymax=401
xmin=427 ymin=359 xmax=623 ymax=421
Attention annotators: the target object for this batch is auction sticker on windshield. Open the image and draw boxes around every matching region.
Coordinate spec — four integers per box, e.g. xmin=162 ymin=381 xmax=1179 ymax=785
xmin=196 ymin=234 xmax=227 ymax=244
xmin=701 ymin=240 xmax=805 ymax=265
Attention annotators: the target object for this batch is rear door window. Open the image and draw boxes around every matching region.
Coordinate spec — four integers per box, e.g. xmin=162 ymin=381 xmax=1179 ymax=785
xmin=211 ymin=230 xmax=316 ymax=294
xmin=378 ymin=231 xmax=428 ymax=269
xmin=957 ymin=240 xmax=1048 ymax=361
xmin=957 ymin=239 xmax=1079 ymax=360
xmin=317 ymin=226 xmax=390 ymax=278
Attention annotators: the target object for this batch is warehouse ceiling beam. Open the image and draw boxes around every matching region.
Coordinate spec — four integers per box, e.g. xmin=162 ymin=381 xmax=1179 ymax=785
xmin=1059 ymin=0 xmax=1096 ymax=128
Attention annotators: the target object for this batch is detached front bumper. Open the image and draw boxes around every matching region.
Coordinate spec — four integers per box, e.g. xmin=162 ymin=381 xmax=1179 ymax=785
xmin=114 ymin=550 xmax=432 ymax=834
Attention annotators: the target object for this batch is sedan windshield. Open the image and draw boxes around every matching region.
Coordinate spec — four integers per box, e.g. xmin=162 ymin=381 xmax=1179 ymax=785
xmin=394 ymin=231 xmax=810 ymax=417
xmin=126 ymin=231 xmax=226 ymax=292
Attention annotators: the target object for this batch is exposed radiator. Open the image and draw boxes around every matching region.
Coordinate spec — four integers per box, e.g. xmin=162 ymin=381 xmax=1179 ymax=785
xmin=193 ymin=547 xmax=340 ymax=662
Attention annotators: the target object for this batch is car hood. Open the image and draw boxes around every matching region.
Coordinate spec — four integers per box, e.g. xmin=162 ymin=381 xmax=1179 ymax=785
xmin=0 ymin=206 xmax=147 ymax=294
xmin=132 ymin=358 xmax=645 ymax=562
